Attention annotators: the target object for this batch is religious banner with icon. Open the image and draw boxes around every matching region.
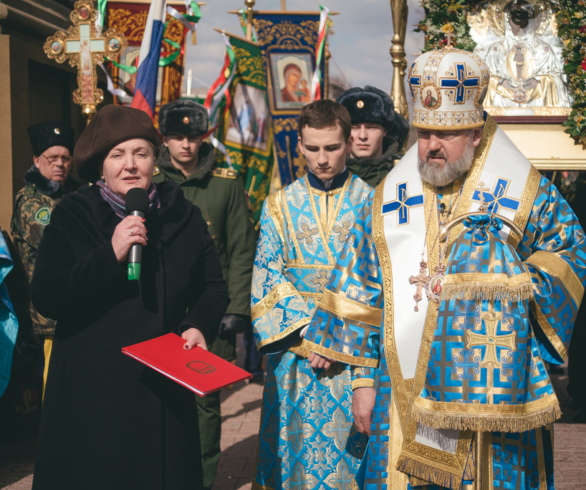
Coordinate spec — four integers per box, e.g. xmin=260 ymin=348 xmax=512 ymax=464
xmin=213 ymin=32 xmax=274 ymax=225
xmin=253 ymin=11 xmax=326 ymax=186
xmin=107 ymin=0 xmax=189 ymax=124
xmin=44 ymin=0 xmax=128 ymax=122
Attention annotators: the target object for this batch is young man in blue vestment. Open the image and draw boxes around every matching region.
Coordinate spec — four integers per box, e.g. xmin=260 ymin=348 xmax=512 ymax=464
xmin=305 ymin=46 xmax=586 ymax=490
xmin=251 ymin=100 xmax=372 ymax=489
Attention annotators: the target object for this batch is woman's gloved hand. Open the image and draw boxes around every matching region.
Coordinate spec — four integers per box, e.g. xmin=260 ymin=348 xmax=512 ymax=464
xmin=218 ymin=314 xmax=251 ymax=339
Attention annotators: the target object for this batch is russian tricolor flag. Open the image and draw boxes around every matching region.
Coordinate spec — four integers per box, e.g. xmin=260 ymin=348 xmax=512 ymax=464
xmin=130 ymin=0 xmax=167 ymax=118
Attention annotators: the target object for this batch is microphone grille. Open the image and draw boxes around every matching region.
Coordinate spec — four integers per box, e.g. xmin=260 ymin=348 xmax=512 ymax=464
xmin=125 ymin=187 xmax=150 ymax=214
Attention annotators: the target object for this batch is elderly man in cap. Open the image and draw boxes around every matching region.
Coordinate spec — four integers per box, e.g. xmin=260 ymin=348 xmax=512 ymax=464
xmin=153 ymin=99 xmax=256 ymax=490
xmin=305 ymin=45 xmax=586 ymax=489
xmin=10 ymin=120 xmax=81 ymax=398
xmin=336 ymin=86 xmax=409 ymax=187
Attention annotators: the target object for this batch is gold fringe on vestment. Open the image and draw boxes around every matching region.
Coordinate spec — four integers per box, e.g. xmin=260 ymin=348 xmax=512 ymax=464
xmin=410 ymin=401 xmax=562 ymax=433
xmin=440 ymin=282 xmax=534 ymax=303
xmin=395 ymin=456 xmax=464 ymax=490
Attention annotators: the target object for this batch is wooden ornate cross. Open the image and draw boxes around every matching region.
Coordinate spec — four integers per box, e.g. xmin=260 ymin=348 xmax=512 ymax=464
xmin=44 ymin=0 xmax=127 ymax=122
xmin=409 ymin=260 xmax=430 ymax=312
xmin=466 ymin=313 xmax=517 ymax=368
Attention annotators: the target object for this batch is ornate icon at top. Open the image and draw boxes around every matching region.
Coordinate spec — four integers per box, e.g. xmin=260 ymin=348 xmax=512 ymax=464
xmin=468 ymin=0 xmax=571 ymax=116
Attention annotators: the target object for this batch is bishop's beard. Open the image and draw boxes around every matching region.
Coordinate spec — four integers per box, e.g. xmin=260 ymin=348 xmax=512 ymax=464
xmin=417 ymin=137 xmax=476 ymax=187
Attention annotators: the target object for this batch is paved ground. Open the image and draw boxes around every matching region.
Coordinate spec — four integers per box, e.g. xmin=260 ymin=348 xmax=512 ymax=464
xmin=1 ymin=350 xmax=585 ymax=489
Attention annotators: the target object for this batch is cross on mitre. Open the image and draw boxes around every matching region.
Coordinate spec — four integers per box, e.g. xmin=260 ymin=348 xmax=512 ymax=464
xmin=44 ymin=0 xmax=127 ymax=122
xmin=443 ymin=27 xmax=455 ymax=48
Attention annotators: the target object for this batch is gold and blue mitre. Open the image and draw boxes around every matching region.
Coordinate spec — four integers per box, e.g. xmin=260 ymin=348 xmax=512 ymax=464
xmin=411 ymin=215 xmax=562 ymax=433
xmin=408 ymin=46 xmax=491 ymax=130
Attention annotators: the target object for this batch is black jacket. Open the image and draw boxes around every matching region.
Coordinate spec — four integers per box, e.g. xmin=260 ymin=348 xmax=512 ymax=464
xmin=31 ymin=181 xmax=229 ymax=490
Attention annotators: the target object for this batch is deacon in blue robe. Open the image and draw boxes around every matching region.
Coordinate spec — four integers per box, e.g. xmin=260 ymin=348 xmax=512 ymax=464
xmin=251 ymin=169 xmax=371 ymax=490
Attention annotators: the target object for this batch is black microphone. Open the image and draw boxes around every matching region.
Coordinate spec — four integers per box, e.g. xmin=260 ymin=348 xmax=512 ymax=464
xmin=125 ymin=187 xmax=150 ymax=281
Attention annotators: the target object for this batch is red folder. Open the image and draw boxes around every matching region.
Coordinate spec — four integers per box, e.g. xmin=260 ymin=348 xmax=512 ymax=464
xmin=122 ymin=333 xmax=252 ymax=396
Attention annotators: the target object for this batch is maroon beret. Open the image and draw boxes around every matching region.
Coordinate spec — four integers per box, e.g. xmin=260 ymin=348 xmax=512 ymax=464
xmin=74 ymin=105 xmax=160 ymax=183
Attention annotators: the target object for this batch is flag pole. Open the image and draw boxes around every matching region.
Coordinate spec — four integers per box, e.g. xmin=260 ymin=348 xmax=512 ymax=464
xmin=281 ymin=0 xmax=286 ymax=10
xmin=245 ymin=0 xmax=255 ymax=40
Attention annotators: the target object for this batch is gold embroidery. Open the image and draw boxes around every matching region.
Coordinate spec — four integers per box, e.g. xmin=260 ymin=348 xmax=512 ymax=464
xmin=510 ymin=165 xmax=541 ymax=248
xmin=536 ymin=428 xmax=547 ymax=490
xmin=441 ymin=272 xmax=534 ymax=302
xmin=266 ymin=190 xmax=287 ymax=250
xmin=302 ymin=338 xmax=379 ymax=368
xmin=305 ymin=176 xmax=352 ymax=265
xmin=414 ymin=393 xmax=558 ymax=414
xmin=282 ymin=188 xmax=305 ymax=264
xmin=299 ymin=291 xmax=324 ymax=299
xmin=530 ymin=300 xmax=568 ymax=360
xmin=297 ymin=222 xmax=318 ymax=245
xmin=319 ymin=290 xmax=383 ymax=327
xmin=451 ymin=115 xmax=498 ymax=242
xmin=387 ymin=394 xmax=409 ymax=489
xmin=481 ymin=432 xmax=494 ymax=490
xmin=256 ymin=318 xmax=311 ymax=350
xmin=311 ymin=270 xmax=330 ymax=292
xmin=351 ymin=378 xmax=376 ymax=389
xmin=372 ymin=178 xmax=410 ymax=429
xmin=444 ymin=273 xmax=532 ymax=285
xmin=285 ymin=263 xmax=334 ymax=271
xmin=526 ymin=250 xmax=584 ymax=306
xmin=251 ymin=283 xmax=298 ymax=321
xmin=333 ymin=219 xmax=353 ymax=243
xmin=467 ymin=312 xmax=516 ymax=368
xmin=289 ymin=339 xmax=311 ymax=358
xmin=396 ymin=179 xmax=473 ymax=490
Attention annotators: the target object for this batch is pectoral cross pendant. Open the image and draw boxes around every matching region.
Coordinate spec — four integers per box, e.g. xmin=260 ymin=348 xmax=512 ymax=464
xmin=409 ymin=261 xmax=430 ymax=312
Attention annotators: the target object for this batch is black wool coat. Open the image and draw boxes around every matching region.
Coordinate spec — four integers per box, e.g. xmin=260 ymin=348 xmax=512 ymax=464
xmin=30 ymin=181 xmax=230 ymax=490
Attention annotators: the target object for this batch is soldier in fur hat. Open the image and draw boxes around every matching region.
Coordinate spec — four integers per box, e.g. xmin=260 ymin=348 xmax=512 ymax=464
xmin=10 ymin=120 xmax=81 ymax=398
xmin=337 ymin=85 xmax=409 ymax=187
xmin=153 ymin=99 xmax=256 ymax=490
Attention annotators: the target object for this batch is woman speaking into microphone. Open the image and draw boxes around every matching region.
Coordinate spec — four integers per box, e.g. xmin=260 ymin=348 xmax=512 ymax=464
xmin=30 ymin=105 xmax=230 ymax=489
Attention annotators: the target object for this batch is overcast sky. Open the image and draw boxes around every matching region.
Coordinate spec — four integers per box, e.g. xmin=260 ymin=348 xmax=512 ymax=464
xmin=183 ymin=0 xmax=426 ymax=99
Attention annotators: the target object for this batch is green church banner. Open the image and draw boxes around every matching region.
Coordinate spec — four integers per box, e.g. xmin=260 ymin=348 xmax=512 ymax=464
xmin=214 ymin=33 xmax=274 ymax=226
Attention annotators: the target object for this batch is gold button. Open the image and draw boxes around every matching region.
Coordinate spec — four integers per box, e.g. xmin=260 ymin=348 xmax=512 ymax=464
xmin=357 ymin=100 xmax=364 ymax=108
xmin=183 ymin=116 xmax=189 ymax=124
xmin=54 ymin=128 xmax=61 ymax=134
xmin=207 ymin=221 xmax=211 ymax=226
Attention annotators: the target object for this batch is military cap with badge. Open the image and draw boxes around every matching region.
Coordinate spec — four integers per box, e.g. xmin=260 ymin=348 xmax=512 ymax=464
xmin=157 ymin=99 xmax=237 ymax=179
xmin=27 ymin=120 xmax=75 ymax=157
xmin=336 ymin=85 xmax=410 ymax=150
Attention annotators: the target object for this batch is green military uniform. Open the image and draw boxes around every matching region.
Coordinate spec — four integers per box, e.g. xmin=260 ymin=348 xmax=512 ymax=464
xmin=153 ymin=142 xmax=256 ymax=487
xmin=346 ymin=135 xmax=400 ymax=187
xmin=337 ymin=85 xmax=410 ymax=187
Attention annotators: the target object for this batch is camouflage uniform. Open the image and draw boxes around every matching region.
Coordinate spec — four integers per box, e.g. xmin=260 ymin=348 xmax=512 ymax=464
xmin=10 ymin=167 xmax=81 ymax=334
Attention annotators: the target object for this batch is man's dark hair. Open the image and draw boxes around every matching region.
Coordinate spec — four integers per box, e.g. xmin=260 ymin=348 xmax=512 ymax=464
xmin=298 ymin=100 xmax=351 ymax=141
